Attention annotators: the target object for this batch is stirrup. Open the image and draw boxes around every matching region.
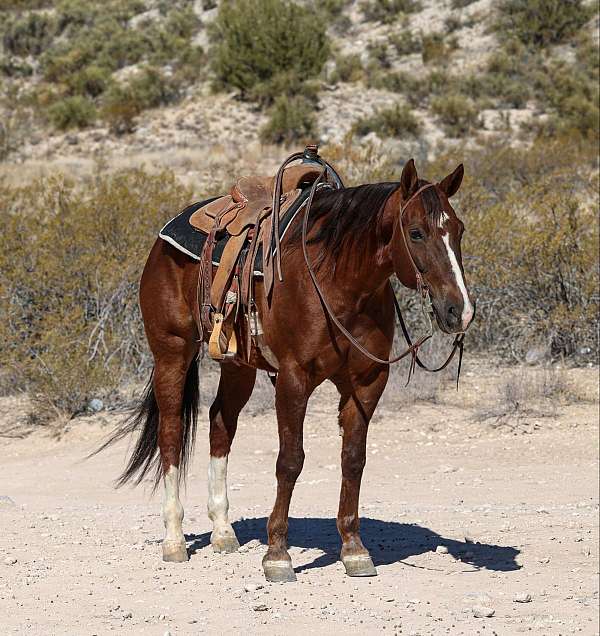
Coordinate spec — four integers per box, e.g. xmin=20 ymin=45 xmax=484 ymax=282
xmin=208 ymin=313 xmax=238 ymax=360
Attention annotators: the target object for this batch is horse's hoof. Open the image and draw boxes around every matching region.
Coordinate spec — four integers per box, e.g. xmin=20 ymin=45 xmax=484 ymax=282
xmin=262 ymin=559 xmax=297 ymax=583
xmin=162 ymin=541 xmax=188 ymax=563
xmin=342 ymin=554 xmax=377 ymax=577
xmin=211 ymin=535 xmax=240 ymax=554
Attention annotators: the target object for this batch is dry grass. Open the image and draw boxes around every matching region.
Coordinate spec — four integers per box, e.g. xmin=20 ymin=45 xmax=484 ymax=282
xmin=474 ymin=366 xmax=578 ymax=429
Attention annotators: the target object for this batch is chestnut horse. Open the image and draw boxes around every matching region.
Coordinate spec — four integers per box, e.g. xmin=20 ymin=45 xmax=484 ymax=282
xmin=99 ymin=159 xmax=474 ymax=582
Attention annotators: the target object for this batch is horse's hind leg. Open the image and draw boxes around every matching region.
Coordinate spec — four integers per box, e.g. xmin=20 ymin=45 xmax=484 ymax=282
xmin=154 ymin=339 xmax=199 ymax=563
xmin=208 ymin=363 xmax=256 ymax=553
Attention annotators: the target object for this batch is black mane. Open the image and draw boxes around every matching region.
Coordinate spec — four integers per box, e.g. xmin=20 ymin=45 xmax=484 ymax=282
xmin=287 ymin=179 xmax=444 ymax=265
xmin=289 ymin=182 xmax=400 ymax=260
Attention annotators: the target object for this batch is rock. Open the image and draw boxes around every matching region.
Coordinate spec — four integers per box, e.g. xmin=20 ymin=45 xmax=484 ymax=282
xmin=473 ymin=606 xmax=495 ymax=618
xmin=253 ymin=604 xmax=269 ymax=612
xmin=514 ymin=593 xmax=532 ymax=603
xmin=88 ymin=398 xmax=104 ymax=412
xmin=4 ymin=557 xmax=17 ymax=565
xmin=0 ymin=496 xmax=16 ymax=507
xmin=244 ymin=583 xmax=263 ymax=593
xmin=435 ymin=545 xmax=449 ymax=554
xmin=525 ymin=346 xmax=549 ymax=365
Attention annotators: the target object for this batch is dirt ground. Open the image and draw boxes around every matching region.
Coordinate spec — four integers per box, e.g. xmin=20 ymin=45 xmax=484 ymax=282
xmin=0 ymin=363 xmax=598 ymax=635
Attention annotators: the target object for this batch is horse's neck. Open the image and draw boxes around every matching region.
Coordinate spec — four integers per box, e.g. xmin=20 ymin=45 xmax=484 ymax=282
xmin=331 ymin=211 xmax=395 ymax=298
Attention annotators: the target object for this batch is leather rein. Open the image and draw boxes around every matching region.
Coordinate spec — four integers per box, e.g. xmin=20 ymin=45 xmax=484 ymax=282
xmin=299 ymin=166 xmax=465 ymax=386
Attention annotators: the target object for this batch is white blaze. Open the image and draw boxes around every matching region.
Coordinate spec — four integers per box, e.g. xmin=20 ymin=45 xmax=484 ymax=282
xmin=207 ymin=455 xmax=230 ymax=533
xmin=442 ymin=233 xmax=474 ymax=330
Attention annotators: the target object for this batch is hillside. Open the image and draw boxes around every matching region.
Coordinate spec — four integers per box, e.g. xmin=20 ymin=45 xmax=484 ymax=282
xmin=1 ymin=0 xmax=598 ymax=182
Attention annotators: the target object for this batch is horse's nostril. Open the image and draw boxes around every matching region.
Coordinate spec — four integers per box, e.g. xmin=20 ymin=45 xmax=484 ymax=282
xmin=447 ymin=305 xmax=460 ymax=326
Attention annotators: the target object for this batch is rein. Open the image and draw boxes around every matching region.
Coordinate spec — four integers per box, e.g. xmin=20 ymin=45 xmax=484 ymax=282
xmin=299 ymin=167 xmax=465 ymax=386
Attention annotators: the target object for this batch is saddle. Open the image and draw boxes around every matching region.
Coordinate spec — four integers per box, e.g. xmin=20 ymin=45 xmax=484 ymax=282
xmin=193 ymin=145 xmax=343 ymax=361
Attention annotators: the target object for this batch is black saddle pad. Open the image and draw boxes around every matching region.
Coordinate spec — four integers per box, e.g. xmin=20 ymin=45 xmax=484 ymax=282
xmin=158 ymin=187 xmax=317 ymax=274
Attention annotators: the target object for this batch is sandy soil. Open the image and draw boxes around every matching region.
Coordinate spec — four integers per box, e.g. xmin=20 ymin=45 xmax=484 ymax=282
xmin=0 ymin=365 xmax=598 ymax=635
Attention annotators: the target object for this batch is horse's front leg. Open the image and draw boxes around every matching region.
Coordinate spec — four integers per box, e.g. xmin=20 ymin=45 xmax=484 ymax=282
xmin=335 ymin=365 xmax=388 ymax=576
xmin=263 ymin=365 xmax=311 ymax=583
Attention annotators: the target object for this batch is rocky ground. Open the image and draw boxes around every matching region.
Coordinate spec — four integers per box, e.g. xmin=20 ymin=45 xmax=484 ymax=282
xmin=0 ymin=362 xmax=598 ymax=635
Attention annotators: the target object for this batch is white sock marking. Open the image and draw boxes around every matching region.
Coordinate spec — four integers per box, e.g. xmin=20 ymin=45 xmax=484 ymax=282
xmin=442 ymin=233 xmax=474 ymax=330
xmin=208 ymin=455 xmax=232 ymax=537
xmin=163 ymin=465 xmax=185 ymax=545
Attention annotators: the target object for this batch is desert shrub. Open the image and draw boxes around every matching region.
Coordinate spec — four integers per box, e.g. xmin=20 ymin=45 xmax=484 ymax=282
xmin=0 ymin=56 xmax=33 ymax=78
xmin=259 ymin=95 xmax=318 ymax=145
xmin=389 ymin=29 xmax=422 ymax=56
xmin=210 ymin=0 xmax=329 ymax=105
xmin=353 ymin=103 xmax=421 ymax=138
xmin=2 ymin=12 xmax=56 ymax=56
xmin=47 ymin=95 xmax=96 ymax=130
xmin=421 ymin=32 xmax=458 ymax=64
xmin=475 ymin=367 xmax=576 ymax=426
xmin=444 ymin=16 xmax=463 ymax=33
xmin=367 ymin=42 xmax=391 ymax=69
xmin=0 ymin=170 xmax=194 ymax=421
xmin=361 ymin=0 xmax=420 ymax=23
xmin=431 ymin=94 xmax=479 ymax=135
xmin=427 ymin=138 xmax=598 ymax=360
xmin=101 ymin=67 xmax=178 ymax=133
xmin=331 ymin=53 xmax=363 ymax=84
xmin=67 ymin=65 xmax=112 ymax=98
xmin=451 ymin=0 xmax=477 ymax=7
xmin=495 ymin=0 xmax=593 ymax=48
xmin=0 ymin=0 xmax=54 ymax=8
xmin=319 ymin=0 xmax=353 ymax=32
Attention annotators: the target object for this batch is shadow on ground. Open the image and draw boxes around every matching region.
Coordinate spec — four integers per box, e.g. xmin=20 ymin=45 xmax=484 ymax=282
xmin=186 ymin=517 xmax=520 ymax=573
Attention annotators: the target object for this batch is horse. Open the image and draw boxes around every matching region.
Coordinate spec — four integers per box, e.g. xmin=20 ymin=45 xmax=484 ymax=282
xmin=97 ymin=158 xmax=474 ymax=582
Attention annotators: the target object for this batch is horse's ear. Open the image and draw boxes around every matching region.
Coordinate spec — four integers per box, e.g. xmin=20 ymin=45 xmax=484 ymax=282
xmin=400 ymin=158 xmax=419 ymax=199
xmin=438 ymin=163 xmax=464 ymax=198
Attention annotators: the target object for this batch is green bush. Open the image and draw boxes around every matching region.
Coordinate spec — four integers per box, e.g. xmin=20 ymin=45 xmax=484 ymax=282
xmin=47 ymin=95 xmax=96 ymax=130
xmin=0 ymin=170 xmax=193 ymax=421
xmin=495 ymin=0 xmax=593 ymax=48
xmin=67 ymin=65 xmax=112 ymax=98
xmin=259 ymin=95 xmax=318 ymax=145
xmin=101 ymin=67 xmax=178 ymax=134
xmin=421 ymin=32 xmax=458 ymax=64
xmin=0 ymin=0 xmax=54 ymax=8
xmin=431 ymin=94 xmax=479 ymax=136
xmin=353 ymin=103 xmax=421 ymax=138
xmin=210 ymin=0 xmax=329 ymax=104
xmin=2 ymin=12 xmax=56 ymax=56
xmin=389 ymin=29 xmax=422 ymax=56
xmin=361 ymin=0 xmax=420 ymax=23
xmin=331 ymin=53 xmax=363 ymax=84
xmin=367 ymin=42 xmax=391 ymax=69
xmin=0 ymin=55 xmax=33 ymax=78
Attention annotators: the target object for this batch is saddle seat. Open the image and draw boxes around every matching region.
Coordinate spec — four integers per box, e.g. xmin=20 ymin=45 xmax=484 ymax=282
xmin=189 ymin=163 xmax=322 ymax=236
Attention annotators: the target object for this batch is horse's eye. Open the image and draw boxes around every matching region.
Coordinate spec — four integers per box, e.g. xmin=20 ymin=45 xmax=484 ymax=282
xmin=409 ymin=229 xmax=424 ymax=241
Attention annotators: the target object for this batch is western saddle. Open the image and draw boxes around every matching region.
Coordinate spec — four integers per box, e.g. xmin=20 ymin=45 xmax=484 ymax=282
xmin=192 ymin=145 xmax=343 ymax=361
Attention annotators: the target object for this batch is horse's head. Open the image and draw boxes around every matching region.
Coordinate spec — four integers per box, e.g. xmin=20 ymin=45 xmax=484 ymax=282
xmin=392 ymin=159 xmax=474 ymax=334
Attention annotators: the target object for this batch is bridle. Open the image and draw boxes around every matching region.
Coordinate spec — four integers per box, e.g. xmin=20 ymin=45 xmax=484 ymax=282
xmin=299 ymin=164 xmax=466 ymax=387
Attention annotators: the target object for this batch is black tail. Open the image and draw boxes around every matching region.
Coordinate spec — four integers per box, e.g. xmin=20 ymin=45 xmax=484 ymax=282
xmin=89 ymin=359 xmax=199 ymax=490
